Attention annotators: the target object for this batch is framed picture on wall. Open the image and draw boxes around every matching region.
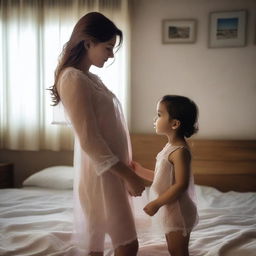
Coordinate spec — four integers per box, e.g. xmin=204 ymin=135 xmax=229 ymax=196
xmin=162 ymin=19 xmax=197 ymax=44
xmin=209 ymin=10 xmax=247 ymax=48
xmin=255 ymin=22 xmax=256 ymax=45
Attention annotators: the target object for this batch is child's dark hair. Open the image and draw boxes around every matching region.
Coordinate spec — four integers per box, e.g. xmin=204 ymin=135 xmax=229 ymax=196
xmin=160 ymin=95 xmax=199 ymax=138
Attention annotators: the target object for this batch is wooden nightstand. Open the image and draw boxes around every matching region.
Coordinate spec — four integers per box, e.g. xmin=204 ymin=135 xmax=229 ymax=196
xmin=0 ymin=163 xmax=14 ymax=188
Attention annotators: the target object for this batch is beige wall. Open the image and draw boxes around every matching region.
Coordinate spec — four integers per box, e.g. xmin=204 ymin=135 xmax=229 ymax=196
xmin=0 ymin=149 xmax=73 ymax=187
xmin=130 ymin=0 xmax=256 ymax=139
xmin=1 ymin=0 xmax=256 ymax=187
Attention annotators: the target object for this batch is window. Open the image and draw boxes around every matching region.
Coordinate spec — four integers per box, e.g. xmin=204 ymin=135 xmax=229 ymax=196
xmin=0 ymin=0 xmax=130 ymax=151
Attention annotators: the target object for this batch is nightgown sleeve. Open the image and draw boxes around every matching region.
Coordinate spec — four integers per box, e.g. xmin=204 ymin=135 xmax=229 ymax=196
xmin=58 ymin=68 xmax=119 ymax=176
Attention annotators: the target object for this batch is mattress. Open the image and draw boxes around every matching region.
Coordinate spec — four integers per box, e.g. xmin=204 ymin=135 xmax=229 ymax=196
xmin=0 ymin=185 xmax=255 ymax=256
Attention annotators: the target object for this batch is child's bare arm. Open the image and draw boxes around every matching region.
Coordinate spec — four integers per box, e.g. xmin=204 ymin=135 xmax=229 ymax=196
xmin=141 ymin=177 xmax=153 ymax=187
xmin=130 ymin=160 xmax=154 ymax=186
xmin=144 ymin=148 xmax=191 ymax=216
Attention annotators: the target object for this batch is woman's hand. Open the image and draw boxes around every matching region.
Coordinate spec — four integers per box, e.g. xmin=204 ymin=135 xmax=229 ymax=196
xmin=143 ymin=200 xmax=160 ymax=216
xmin=111 ymin=161 xmax=145 ymax=197
xmin=125 ymin=172 xmax=145 ymax=197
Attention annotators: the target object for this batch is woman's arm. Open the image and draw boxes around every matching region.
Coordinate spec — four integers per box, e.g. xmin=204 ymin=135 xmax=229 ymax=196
xmin=59 ymin=69 xmax=144 ymax=196
xmin=59 ymin=69 xmax=118 ymax=175
xmin=143 ymin=147 xmax=191 ymax=216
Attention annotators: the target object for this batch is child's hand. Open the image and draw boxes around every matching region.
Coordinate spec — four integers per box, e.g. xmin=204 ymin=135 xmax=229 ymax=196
xmin=130 ymin=160 xmax=154 ymax=186
xmin=130 ymin=160 xmax=143 ymax=173
xmin=143 ymin=200 xmax=160 ymax=216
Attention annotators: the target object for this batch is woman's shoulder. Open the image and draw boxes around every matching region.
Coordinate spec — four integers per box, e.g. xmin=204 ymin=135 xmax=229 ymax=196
xmin=58 ymin=67 xmax=94 ymax=90
xmin=56 ymin=68 xmax=96 ymax=100
xmin=60 ymin=67 xmax=85 ymax=81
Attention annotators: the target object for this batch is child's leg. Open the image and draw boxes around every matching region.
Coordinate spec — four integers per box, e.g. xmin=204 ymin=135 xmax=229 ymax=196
xmin=114 ymin=239 xmax=138 ymax=256
xmin=87 ymin=231 xmax=104 ymax=256
xmin=88 ymin=252 xmax=103 ymax=256
xmin=165 ymin=231 xmax=190 ymax=256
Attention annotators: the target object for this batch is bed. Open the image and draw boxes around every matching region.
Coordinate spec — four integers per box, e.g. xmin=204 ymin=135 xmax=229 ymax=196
xmin=0 ymin=134 xmax=256 ymax=256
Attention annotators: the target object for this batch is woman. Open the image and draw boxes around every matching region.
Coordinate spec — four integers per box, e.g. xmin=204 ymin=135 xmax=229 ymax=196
xmin=49 ymin=12 xmax=145 ymax=256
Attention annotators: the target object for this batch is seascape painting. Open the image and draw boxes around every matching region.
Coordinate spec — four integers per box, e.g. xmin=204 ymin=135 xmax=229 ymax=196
xmin=162 ymin=19 xmax=196 ymax=43
xmin=169 ymin=26 xmax=190 ymax=39
xmin=216 ymin=17 xmax=238 ymax=40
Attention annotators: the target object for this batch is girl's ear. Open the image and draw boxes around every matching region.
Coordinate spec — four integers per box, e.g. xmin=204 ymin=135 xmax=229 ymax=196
xmin=171 ymin=119 xmax=181 ymax=130
xmin=84 ymin=40 xmax=90 ymax=50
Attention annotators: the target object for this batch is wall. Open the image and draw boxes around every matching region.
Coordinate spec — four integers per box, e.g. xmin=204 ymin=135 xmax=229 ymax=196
xmin=1 ymin=0 xmax=256 ymax=187
xmin=130 ymin=0 xmax=256 ymax=139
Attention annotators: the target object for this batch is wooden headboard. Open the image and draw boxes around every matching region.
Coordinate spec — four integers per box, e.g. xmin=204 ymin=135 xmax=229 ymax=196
xmin=130 ymin=134 xmax=256 ymax=192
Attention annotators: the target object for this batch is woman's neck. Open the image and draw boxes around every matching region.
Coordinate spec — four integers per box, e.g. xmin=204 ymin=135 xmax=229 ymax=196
xmin=77 ymin=56 xmax=91 ymax=73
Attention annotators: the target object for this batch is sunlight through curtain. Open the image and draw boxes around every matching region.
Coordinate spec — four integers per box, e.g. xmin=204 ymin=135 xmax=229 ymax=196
xmin=0 ymin=0 xmax=130 ymax=151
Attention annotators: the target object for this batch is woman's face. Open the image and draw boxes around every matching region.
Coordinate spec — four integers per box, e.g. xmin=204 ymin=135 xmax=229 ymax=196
xmin=86 ymin=36 xmax=116 ymax=68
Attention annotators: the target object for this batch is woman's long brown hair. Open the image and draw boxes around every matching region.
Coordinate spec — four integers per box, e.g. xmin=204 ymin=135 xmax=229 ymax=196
xmin=48 ymin=12 xmax=123 ymax=106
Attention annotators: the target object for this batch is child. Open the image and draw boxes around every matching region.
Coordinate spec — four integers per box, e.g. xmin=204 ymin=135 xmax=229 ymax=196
xmin=132 ymin=95 xmax=199 ymax=256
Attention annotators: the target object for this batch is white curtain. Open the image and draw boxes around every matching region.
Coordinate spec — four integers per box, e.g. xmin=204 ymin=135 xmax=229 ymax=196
xmin=0 ymin=0 xmax=131 ymax=151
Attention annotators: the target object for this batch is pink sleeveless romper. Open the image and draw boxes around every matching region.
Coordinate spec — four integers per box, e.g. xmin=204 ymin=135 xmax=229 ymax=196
xmin=150 ymin=143 xmax=199 ymax=236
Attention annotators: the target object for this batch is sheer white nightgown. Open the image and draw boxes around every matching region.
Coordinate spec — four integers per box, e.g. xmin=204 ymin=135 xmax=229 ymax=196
xmin=57 ymin=67 xmax=137 ymax=254
xmin=150 ymin=143 xmax=199 ymax=236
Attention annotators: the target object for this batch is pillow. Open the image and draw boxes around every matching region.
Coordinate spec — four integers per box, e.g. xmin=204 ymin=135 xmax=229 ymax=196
xmin=23 ymin=166 xmax=74 ymax=190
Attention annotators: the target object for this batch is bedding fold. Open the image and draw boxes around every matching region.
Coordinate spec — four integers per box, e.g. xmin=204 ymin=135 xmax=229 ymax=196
xmin=0 ymin=186 xmax=256 ymax=256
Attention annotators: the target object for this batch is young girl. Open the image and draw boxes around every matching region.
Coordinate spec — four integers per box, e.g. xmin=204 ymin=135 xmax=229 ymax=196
xmin=132 ymin=95 xmax=199 ymax=256
xmin=49 ymin=12 xmax=145 ymax=256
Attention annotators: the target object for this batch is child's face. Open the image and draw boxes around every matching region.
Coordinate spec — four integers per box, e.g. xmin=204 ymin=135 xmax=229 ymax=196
xmin=154 ymin=102 xmax=172 ymax=135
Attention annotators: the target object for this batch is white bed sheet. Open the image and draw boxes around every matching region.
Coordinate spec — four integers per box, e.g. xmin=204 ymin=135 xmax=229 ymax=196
xmin=0 ymin=188 xmax=73 ymax=256
xmin=136 ymin=186 xmax=256 ymax=256
xmin=0 ymin=185 xmax=255 ymax=256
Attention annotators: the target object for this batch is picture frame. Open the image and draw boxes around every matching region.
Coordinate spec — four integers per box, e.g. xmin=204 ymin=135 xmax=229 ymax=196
xmin=255 ymin=22 xmax=256 ymax=45
xmin=162 ymin=19 xmax=197 ymax=44
xmin=209 ymin=10 xmax=247 ymax=48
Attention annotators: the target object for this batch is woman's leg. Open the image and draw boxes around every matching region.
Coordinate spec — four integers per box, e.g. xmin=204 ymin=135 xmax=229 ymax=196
xmin=114 ymin=239 xmax=138 ymax=256
xmin=165 ymin=231 xmax=190 ymax=256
